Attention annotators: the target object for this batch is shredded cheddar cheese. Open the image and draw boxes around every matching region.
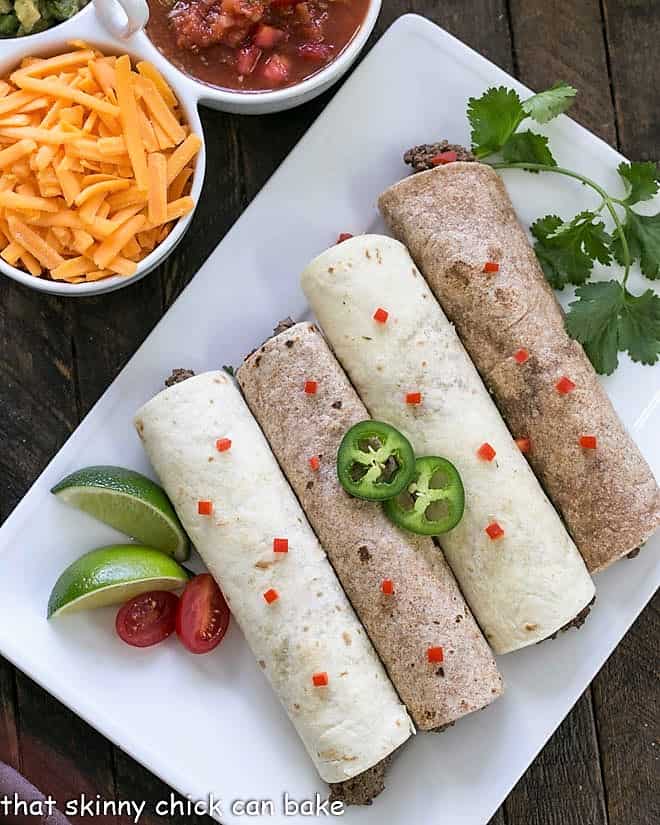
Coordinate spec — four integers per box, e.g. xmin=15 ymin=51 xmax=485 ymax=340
xmin=0 ymin=43 xmax=199 ymax=284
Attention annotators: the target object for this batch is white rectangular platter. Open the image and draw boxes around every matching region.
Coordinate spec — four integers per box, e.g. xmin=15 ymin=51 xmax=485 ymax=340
xmin=0 ymin=14 xmax=658 ymax=825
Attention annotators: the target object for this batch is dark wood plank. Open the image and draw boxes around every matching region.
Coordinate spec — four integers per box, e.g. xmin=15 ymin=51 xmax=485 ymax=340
xmin=505 ymin=690 xmax=608 ymax=825
xmin=0 ymin=282 xmax=75 ymax=522
xmin=602 ymin=0 xmax=660 ymax=160
xmin=592 ymin=593 xmax=660 ymax=825
xmin=0 ymin=659 xmax=19 ymax=769
xmin=14 ymin=672 xmax=118 ymax=825
xmin=69 ymin=278 xmax=165 ymax=416
xmin=508 ymin=0 xmax=617 ymax=145
xmin=113 ymin=749 xmax=214 ymax=825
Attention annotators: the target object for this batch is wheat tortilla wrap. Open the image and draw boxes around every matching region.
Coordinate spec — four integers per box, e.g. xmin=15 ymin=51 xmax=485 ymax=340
xmin=237 ymin=322 xmax=503 ymax=730
xmin=378 ymin=162 xmax=660 ymax=572
xmin=301 ymin=235 xmax=596 ymax=655
xmin=135 ymin=372 xmax=413 ymax=787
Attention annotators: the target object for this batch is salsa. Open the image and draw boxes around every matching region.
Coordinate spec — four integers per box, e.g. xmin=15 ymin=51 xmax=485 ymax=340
xmin=146 ymin=0 xmax=371 ymax=92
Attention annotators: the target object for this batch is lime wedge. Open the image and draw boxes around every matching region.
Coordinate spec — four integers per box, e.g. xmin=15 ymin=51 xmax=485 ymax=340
xmin=48 ymin=544 xmax=189 ymax=618
xmin=51 ymin=466 xmax=189 ymax=561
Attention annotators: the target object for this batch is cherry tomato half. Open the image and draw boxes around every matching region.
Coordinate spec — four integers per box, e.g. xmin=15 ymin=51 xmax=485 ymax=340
xmin=176 ymin=574 xmax=230 ymax=654
xmin=116 ymin=591 xmax=179 ymax=648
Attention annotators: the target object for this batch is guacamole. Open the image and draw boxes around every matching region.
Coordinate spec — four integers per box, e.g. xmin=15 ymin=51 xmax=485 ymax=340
xmin=0 ymin=0 xmax=88 ymax=36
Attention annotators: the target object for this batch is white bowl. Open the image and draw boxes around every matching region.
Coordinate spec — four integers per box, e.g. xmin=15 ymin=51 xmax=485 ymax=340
xmin=0 ymin=0 xmax=380 ymax=295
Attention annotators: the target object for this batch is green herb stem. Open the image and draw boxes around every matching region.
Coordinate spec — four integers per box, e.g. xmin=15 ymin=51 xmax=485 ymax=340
xmin=489 ymin=160 xmax=632 ymax=289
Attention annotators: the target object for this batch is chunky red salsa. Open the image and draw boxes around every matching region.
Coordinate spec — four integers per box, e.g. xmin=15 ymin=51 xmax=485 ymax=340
xmin=146 ymin=0 xmax=371 ymax=92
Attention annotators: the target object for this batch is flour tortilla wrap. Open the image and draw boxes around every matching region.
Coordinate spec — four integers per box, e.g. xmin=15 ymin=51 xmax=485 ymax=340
xmin=301 ymin=235 xmax=596 ymax=655
xmin=237 ymin=323 xmax=503 ymax=730
xmin=135 ymin=372 xmax=413 ymax=785
xmin=379 ymin=163 xmax=660 ymax=572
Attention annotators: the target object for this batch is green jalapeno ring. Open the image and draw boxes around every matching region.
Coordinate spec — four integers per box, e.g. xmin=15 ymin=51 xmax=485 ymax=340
xmin=336 ymin=421 xmax=416 ymax=502
xmin=383 ymin=456 xmax=465 ymax=535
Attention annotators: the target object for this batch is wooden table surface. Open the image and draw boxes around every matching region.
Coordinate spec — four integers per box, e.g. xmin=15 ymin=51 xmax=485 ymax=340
xmin=0 ymin=2 xmax=658 ymax=823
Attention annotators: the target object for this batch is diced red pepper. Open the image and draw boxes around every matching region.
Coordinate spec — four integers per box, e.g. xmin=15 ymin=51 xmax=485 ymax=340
xmin=477 ymin=442 xmax=496 ymax=462
xmin=309 ymin=455 xmax=320 ymax=471
xmin=406 ymin=392 xmax=422 ymax=405
xmin=556 ymin=376 xmax=576 ymax=395
xmin=236 ymin=45 xmax=262 ymax=76
xmin=485 ymin=521 xmax=504 ymax=540
xmin=516 ymin=437 xmax=531 ymax=454
xmin=304 ymin=380 xmax=318 ymax=395
xmin=273 ymin=538 xmax=289 ymax=553
xmin=216 ymin=438 xmax=232 ymax=452
xmin=263 ymin=588 xmax=279 ymax=604
xmin=381 ymin=579 xmax=394 ymax=595
xmin=312 ymin=671 xmax=329 ymax=687
xmin=254 ymin=24 xmax=285 ymax=49
xmin=483 ymin=261 xmax=500 ymax=273
xmin=198 ymin=500 xmax=213 ymax=516
xmin=297 ymin=43 xmax=334 ymax=61
xmin=262 ymin=54 xmax=290 ymax=85
xmin=514 ymin=348 xmax=529 ymax=364
xmin=431 ymin=151 xmax=457 ymax=166
xmin=579 ymin=435 xmax=597 ymax=450
xmin=337 ymin=232 xmax=353 ymax=244
xmin=427 ymin=646 xmax=444 ymax=663
xmin=373 ymin=307 xmax=389 ymax=324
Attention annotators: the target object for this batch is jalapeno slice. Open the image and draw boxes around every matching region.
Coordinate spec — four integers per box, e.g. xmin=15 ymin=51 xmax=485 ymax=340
xmin=337 ymin=421 xmax=416 ymax=501
xmin=383 ymin=456 xmax=465 ymax=535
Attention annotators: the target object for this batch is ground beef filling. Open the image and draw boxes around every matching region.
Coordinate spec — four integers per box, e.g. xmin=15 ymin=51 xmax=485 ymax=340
xmin=404 ymin=141 xmax=475 ymax=173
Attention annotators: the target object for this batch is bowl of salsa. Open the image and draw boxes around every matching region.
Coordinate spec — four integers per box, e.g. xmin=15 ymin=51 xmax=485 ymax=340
xmin=142 ymin=0 xmax=380 ymax=113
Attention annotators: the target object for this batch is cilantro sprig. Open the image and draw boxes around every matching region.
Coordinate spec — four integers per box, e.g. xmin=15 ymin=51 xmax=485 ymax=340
xmin=467 ymin=83 xmax=660 ymax=374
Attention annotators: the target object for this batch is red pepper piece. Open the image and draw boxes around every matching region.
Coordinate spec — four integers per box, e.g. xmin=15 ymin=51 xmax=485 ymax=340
xmin=516 ymin=437 xmax=531 ymax=454
xmin=337 ymin=233 xmax=353 ymax=244
xmin=263 ymin=588 xmax=279 ymax=605
xmin=304 ymin=380 xmax=318 ymax=395
xmin=198 ymin=500 xmax=213 ymax=516
xmin=273 ymin=538 xmax=289 ymax=553
xmin=373 ymin=307 xmax=389 ymax=324
xmin=427 ymin=646 xmax=444 ymax=663
xmin=431 ymin=151 xmax=458 ymax=166
xmin=309 ymin=455 xmax=320 ymax=471
xmin=579 ymin=435 xmax=597 ymax=449
xmin=483 ymin=261 xmax=500 ymax=273
xmin=485 ymin=522 xmax=504 ymax=540
xmin=406 ymin=392 xmax=422 ymax=405
xmin=477 ymin=442 xmax=496 ymax=462
xmin=216 ymin=438 xmax=232 ymax=452
xmin=556 ymin=376 xmax=576 ymax=395
xmin=514 ymin=348 xmax=529 ymax=364
xmin=312 ymin=671 xmax=329 ymax=687
xmin=381 ymin=579 xmax=394 ymax=595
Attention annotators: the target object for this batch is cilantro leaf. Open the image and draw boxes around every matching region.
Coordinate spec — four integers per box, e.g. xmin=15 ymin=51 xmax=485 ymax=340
xmin=617 ymin=161 xmax=659 ymax=205
xmin=532 ymin=211 xmax=611 ymax=289
xmin=502 ymin=131 xmax=556 ymax=167
xmin=468 ymin=87 xmax=524 ymax=158
xmin=565 ymin=281 xmax=660 ymax=374
xmin=521 ymin=82 xmax=577 ymax=124
xmin=618 ymin=290 xmax=660 ymax=365
xmin=612 ymin=208 xmax=660 ymax=279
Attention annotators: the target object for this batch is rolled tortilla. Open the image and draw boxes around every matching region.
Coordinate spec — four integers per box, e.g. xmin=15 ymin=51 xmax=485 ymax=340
xmin=135 ymin=372 xmax=413 ymax=785
xmin=379 ymin=163 xmax=660 ymax=572
xmin=237 ymin=323 xmax=503 ymax=730
xmin=301 ymin=235 xmax=596 ymax=655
